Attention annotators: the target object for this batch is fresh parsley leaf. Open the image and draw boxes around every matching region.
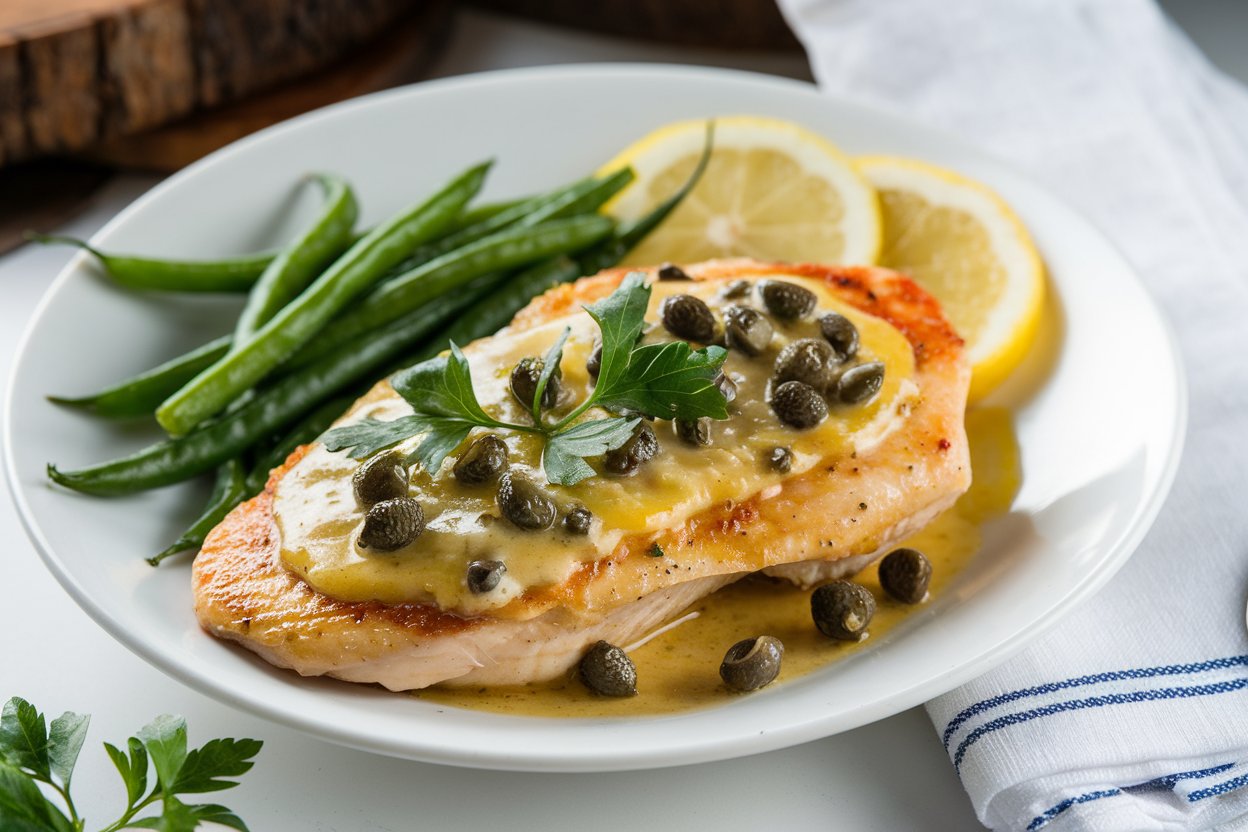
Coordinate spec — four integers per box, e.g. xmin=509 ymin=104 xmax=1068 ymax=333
xmin=0 ymin=698 xmax=49 ymax=781
xmin=598 ymin=342 xmax=728 ymax=421
xmin=583 ymin=271 xmax=649 ymax=392
xmin=323 ymin=415 xmax=431 ymax=459
xmin=171 ymin=738 xmax=262 ymax=795
xmin=403 ymin=417 xmax=476 ymax=475
xmin=531 ymin=327 xmax=570 ymax=423
xmin=0 ymin=758 xmax=73 ymax=832
xmin=322 ymin=269 xmax=728 ymax=485
xmin=391 ymin=344 xmax=495 ymax=423
xmin=130 ymin=794 xmax=196 ymax=832
xmin=1 ymin=698 xmax=260 ymax=832
xmin=104 ymin=738 xmax=148 ymax=807
xmin=183 ymin=802 xmax=250 ymax=832
xmin=542 ymin=417 xmax=640 ymax=486
xmin=131 ymin=797 xmax=250 ymax=832
xmin=137 ymin=715 xmax=188 ymax=794
xmin=47 ymin=711 xmax=88 ymax=789
xmin=324 ymin=414 xmax=477 ymax=476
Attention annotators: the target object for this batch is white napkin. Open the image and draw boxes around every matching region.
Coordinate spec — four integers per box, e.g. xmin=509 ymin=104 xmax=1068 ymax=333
xmin=776 ymin=0 xmax=1248 ymax=829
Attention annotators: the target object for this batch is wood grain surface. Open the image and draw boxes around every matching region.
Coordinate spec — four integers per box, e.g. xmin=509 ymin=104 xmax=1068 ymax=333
xmin=0 ymin=0 xmax=423 ymax=166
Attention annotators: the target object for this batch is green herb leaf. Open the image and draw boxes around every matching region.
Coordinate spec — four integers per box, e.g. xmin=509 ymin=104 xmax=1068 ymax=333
xmin=583 ymin=271 xmax=650 ymax=392
xmin=599 ymin=342 xmax=729 ymax=421
xmin=104 ymin=738 xmax=148 ymax=807
xmin=130 ymin=796 xmax=252 ymax=832
xmin=137 ymin=715 xmax=188 ymax=794
xmin=171 ymin=738 xmax=263 ymax=795
xmin=323 ymin=415 xmax=430 ymax=459
xmin=391 ymin=344 xmax=494 ymax=423
xmin=531 ymin=327 xmax=570 ymax=422
xmin=0 ymin=698 xmax=49 ymax=781
xmin=184 ymin=802 xmax=250 ymax=831
xmin=648 ymin=543 xmax=665 ymax=558
xmin=46 ymin=711 xmax=88 ymax=789
xmin=542 ymin=417 xmax=640 ymax=486
xmin=0 ymin=758 xmax=73 ymax=832
xmin=130 ymin=794 xmax=197 ymax=832
xmin=324 ymin=266 xmax=727 ymax=486
xmin=403 ymin=417 xmax=476 ymax=475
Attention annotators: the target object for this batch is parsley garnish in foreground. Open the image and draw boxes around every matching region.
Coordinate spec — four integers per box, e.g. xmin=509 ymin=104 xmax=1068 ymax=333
xmin=0 ymin=695 xmax=261 ymax=832
xmin=324 ymin=272 xmax=730 ymax=485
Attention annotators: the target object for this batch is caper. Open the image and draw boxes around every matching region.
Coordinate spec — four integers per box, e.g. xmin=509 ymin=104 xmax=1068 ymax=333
xmin=836 ymin=361 xmax=886 ymax=404
xmin=466 ymin=559 xmax=507 ymax=594
xmin=586 ymin=340 xmax=602 ymax=380
xmin=766 ymin=446 xmax=793 ymax=473
xmin=579 ymin=640 xmax=637 ymax=697
xmin=509 ymin=356 xmax=560 ymax=410
xmin=657 ymin=263 xmax=692 ymax=282
xmin=604 ymin=422 xmax=660 ymax=475
xmin=760 ymin=280 xmax=817 ymax=320
xmin=351 ymin=451 xmax=409 ymax=508
xmin=722 ymin=304 xmax=774 ymax=357
xmin=770 ymin=380 xmax=828 ymax=429
xmin=774 ymin=338 xmax=836 ymax=390
xmin=878 ymin=548 xmax=932 ymax=604
xmin=720 ymin=635 xmax=784 ymax=692
xmin=718 ymin=278 xmax=752 ymax=300
xmin=563 ymin=506 xmax=593 ymax=535
xmin=675 ymin=417 xmax=712 ymax=446
xmin=358 ymin=497 xmax=424 ymax=552
xmin=715 ymin=371 xmax=738 ymax=404
xmin=660 ymin=294 xmax=716 ymax=343
xmin=452 ymin=434 xmax=509 ymax=485
xmin=496 ymin=471 xmax=556 ymax=530
xmin=811 ymin=580 xmax=876 ymax=641
xmin=818 ymin=312 xmax=860 ymax=361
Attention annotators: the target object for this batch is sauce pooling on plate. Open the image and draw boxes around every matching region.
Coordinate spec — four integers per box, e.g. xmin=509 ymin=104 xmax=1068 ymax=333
xmin=415 ymin=407 xmax=1019 ymax=717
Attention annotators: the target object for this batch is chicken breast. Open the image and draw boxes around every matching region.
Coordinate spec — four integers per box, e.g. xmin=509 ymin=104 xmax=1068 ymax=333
xmin=193 ymin=259 xmax=970 ymax=690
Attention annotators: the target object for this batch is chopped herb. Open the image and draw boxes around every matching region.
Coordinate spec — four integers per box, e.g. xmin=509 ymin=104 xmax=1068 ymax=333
xmin=648 ymin=543 xmax=665 ymax=558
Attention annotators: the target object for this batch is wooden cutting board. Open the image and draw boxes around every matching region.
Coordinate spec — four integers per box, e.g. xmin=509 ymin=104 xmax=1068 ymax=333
xmin=0 ymin=0 xmax=430 ymax=167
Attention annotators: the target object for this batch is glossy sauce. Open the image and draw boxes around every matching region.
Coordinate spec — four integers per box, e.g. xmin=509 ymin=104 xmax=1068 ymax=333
xmin=414 ymin=407 xmax=1020 ymax=717
xmin=273 ymin=275 xmax=917 ymax=615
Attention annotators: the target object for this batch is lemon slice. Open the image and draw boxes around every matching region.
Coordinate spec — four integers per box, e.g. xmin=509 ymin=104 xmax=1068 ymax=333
xmin=601 ymin=116 xmax=882 ymax=266
xmin=857 ymin=156 xmax=1045 ymax=401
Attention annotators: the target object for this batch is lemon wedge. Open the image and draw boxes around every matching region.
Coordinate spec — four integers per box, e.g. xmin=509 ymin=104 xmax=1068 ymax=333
xmin=601 ymin=116 xmax=882 ymax=266
xmin=857 ymin=156 xmax=1045 ymax=401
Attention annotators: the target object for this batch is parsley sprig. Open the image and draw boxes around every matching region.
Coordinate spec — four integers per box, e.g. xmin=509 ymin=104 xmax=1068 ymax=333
xmin=325 ymin=272 xmax=729 ymax=485
xmin=0 ymin=696 xmax=261 ymax=832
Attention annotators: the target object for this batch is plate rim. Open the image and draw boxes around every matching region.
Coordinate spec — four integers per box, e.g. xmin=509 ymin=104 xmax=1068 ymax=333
xmin=3 ymin=62 xmax=1188 ymax=771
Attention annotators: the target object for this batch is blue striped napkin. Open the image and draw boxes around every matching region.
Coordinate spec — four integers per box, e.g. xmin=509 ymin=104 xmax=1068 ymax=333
xmin=777 ymin=0 xmax=1248 ymax=828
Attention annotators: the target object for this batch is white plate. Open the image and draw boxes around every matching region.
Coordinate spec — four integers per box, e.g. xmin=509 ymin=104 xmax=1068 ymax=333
xmin=4 ymin=65 xmax=1184 ymax=771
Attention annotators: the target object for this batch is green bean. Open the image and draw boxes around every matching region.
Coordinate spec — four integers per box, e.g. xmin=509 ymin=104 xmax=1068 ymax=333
xmin=447 ymin=197 xmax=532 ymax=232
xmin=400 ymin=169 xmax=631 ymax=272
xmin=291 ymin=215 xmax=612 ymax=368
xmin=48 ymin=274 xmax=504 ymax=495
xmin=26 ymin=234 xmax=275 ymax=293
xmin=47 ymin=335 xmax=232 ymax=419
xmin=578 ymin=122 xmax=713 ymax=275
xmin=234 ymin=173 xmax=358 ymax=340
xmin=155 ymin=161 xmax=491 ymax=436
xmin=148 ymin=458 xmax=247 ymax=566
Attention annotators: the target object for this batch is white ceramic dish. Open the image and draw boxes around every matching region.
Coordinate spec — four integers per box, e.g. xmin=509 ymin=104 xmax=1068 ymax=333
xmin=4 ymin=65 xmax=1184 ymax=772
